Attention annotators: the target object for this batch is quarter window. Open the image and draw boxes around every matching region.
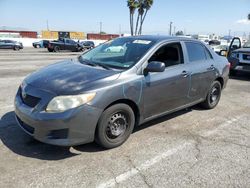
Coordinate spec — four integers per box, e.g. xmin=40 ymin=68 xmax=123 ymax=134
xmin=185 ymin=42 xmax=207 ymax=62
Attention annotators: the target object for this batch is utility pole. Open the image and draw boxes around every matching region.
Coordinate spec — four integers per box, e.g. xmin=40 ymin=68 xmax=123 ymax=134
xmin=119 ymin=24 xmax=121 ymax=36
xmin=169 ymin=22 xmax=173 ymax=36
xmin=46 ymin=19 xmax=49 ymax=31
xmin=100 ymin=22 xmax=102 ymax=34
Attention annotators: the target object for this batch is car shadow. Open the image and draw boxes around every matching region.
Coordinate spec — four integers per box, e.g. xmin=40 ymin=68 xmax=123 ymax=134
xmin=0 ymin=107 xmax=195 ymax=160
xmin=0 ymin=111 xmax=104 ymax=161
xmin=133 ymin=108 xmax=192 ymax=133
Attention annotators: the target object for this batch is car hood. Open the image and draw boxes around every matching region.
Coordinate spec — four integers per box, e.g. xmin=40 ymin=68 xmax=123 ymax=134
xmin=233 ymin=48 xmax=250 ymax=53
xmin=24 ymin=60 xmax=121 ymax=95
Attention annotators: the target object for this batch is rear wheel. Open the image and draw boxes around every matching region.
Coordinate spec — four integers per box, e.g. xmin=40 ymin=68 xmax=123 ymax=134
xmin=14 ymin=46 xmax=20 ymax=51
xmin=54 ymin=46 xmax=60 ymax=52
xmin=95 ymin=104 xmax=135 ymax=149
xmin=200 ymin=81 xmax=221 ymax=109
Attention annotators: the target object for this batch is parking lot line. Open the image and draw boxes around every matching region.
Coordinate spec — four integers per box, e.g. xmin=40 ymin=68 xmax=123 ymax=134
xmin=97 ymin=142 xmax=192 ymax=188
xmin=201 ymin=115 xmax=245 ymax=137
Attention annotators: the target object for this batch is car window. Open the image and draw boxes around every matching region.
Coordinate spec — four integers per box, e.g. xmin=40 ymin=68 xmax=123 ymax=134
xmin=149 ymin=42 xmax=184 ymax=68
xmin=204 ymin=47 xmax=213 ymax=59
xmin=243 ymin=42 xmax=250 ymax=48
xmin=185 ymin=42 xmax=207 ymax=62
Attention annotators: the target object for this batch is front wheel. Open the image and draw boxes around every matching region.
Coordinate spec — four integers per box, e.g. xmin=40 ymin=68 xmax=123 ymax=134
xmin=200 ymin=81 xmax=221 ymax=109
xmin=95 ymin=104 xmax=135 ymax=149
xmin=230 ymin=69 xmax=237 ymax=76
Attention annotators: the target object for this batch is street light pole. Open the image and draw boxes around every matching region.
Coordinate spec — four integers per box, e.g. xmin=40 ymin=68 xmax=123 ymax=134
xmin=169 ymin=22 xmax=173 ymax=36
xmin=46 ymin=19 xmax=49 ymax=31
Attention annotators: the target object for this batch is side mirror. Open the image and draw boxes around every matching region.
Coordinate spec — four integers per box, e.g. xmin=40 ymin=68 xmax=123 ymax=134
xmin=219 ymin=50 xmax=227 ymax=57
xmin=144 ymin=61 xmax=165 ymax=74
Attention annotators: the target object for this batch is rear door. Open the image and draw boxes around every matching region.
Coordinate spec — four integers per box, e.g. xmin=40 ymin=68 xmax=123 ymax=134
xmin=65 ymin=39 xmax=77 ymax=51
xmin=184 ymin=42 xmax=216 ymax=101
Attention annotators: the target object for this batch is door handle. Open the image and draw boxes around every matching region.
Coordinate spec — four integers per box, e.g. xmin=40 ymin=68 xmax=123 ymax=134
xmin=207 ymin=65 xmax=215 ymax=70
xmin=181 ymin=70 xmax=189 ymax=77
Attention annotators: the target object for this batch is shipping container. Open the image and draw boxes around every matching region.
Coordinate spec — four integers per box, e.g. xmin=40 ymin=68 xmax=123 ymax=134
xmin=70 ymin=32 xmax=86 ymax=40
xmin=87 ymin=33 xmax=120 ymax=40
xmin=42 ymin=31 xmax=59 ymax=39
xmin=0 ymin=30 xmax=37 ymax=38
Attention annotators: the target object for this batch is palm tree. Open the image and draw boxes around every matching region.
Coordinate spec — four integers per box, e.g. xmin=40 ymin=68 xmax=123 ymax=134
xmin=127 ymin=0 xmax=138 ymax=36
xmin=138 ymin=0 xmax=153 ymax=35
xmin=135 ymin=0 xmax=144 ymax=35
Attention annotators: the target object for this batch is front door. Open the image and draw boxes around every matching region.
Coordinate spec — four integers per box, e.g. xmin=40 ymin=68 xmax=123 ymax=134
xmin=143 ymin=42 xmax=190 ymax=119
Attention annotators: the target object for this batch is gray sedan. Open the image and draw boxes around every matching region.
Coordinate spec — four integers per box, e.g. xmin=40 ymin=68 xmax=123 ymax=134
xmin=15 ymin=36 xmax=229 ymax=149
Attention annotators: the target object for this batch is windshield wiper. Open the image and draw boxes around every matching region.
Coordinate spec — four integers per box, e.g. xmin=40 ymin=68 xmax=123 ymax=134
xmin=78 ymin=57 xmax=111 ymax=70
xmin=92 ymin=62 xmax=111 ymax=70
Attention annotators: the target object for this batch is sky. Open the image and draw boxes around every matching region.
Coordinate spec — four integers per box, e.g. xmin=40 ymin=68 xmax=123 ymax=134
xmin=0 ymin=0 xmax=250 ymax=36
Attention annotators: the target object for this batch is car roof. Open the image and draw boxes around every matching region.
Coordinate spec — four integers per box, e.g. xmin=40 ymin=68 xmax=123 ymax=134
xmin=122 ymin=35 xmax=198 ymax=43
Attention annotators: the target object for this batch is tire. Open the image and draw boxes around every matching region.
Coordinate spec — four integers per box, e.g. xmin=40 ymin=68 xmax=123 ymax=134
xmin=36 ymin=44 xmax=40 ymax=48
xmin=95 ymin=104 xmax=135 ymax=149
xmin=54 ymin=46 xmax=60 ymax=52
xmin=14 ymin=46 xmax=20 ymax=51
xmin=230 ymin=69 xmax=237 ymax=76
xmin=200 ymin=81 xmax=221 ymax=109
xmin=48 ymin=48 xmax=53 ymax=52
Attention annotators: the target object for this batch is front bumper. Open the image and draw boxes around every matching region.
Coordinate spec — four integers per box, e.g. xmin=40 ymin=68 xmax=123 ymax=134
xmin=14 ymin=85 xmax=103 ymax=146
xmin=232 ymin=63 xmax=250 ymax=73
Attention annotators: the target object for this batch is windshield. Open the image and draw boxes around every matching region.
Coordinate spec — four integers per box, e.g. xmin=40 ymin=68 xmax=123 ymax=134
xmin=79 ymin=37 xmax=155 ymax=70
xmin=243 ymin=41 xmax=250 ymax=48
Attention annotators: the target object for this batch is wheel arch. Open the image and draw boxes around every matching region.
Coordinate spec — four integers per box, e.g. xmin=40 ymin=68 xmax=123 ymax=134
xmin=94 ymin=99 xmax=141 ymax=137
xmin=215 ymin=77 xmax=224 ymax=89
xmin=103 ymin=99 xmax=140 ymax=126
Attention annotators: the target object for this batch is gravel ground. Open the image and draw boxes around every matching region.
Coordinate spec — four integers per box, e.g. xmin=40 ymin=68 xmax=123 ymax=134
xmin=0 ymin=48 xmax=249 ymax=188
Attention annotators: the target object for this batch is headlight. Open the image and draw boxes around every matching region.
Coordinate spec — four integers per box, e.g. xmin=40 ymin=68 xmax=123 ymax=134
xmin=46 ymin=93 xmax=96 ymax=113
xmin=231 ymin=52 xmax=238 ymax=59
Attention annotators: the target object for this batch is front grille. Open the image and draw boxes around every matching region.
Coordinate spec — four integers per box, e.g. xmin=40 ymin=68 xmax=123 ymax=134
xmin=242 ymin=54 xmax=250 ymax=61
xmin=17 ymin=116 xmax=34 ymax=134
xmin=20 ymin=90 xmax=40 ymax=108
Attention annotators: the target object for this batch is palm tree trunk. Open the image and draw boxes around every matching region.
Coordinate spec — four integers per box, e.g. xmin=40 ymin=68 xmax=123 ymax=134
xmin=130 ymin=13 xmax=133 ymax=36
xmin=139 ymin=10 xmax=148 ymax=35
xmin=131 ymin=13 xmax=134 ymax=36
xmin=135 ymin=12 xmax=140 ymax=35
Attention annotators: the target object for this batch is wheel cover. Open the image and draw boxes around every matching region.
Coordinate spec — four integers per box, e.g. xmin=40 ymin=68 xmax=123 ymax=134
xmin=106 ymin=112 xmax=128 ymax=139
xmin=210 ymin=85 xmax=220 ymax=104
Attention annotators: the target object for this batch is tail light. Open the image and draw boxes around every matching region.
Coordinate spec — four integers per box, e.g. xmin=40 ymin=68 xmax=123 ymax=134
xmin=227 ymin=62 xmax=231 ymax=69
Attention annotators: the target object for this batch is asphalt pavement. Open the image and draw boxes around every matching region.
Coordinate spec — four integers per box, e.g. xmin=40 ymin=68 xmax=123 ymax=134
xmin=0 ymin=48 xmax=249 ymax=188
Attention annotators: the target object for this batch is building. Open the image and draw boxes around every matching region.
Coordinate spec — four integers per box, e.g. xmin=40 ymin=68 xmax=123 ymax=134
xmin=0 ymin=30 xmax=37 ymax=38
